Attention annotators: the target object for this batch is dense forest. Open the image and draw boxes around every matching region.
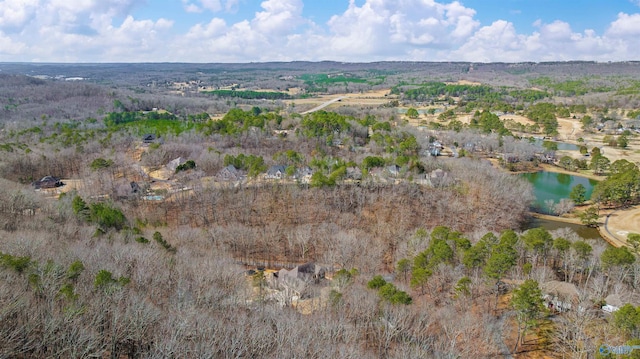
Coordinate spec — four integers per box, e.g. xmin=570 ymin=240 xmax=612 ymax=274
xmin=1 ymin=62 xmax=640 ymax=358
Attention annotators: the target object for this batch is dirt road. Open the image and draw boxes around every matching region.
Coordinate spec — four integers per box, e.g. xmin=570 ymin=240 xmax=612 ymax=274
xmin=300 ymin=96 xmax=345 ymax=114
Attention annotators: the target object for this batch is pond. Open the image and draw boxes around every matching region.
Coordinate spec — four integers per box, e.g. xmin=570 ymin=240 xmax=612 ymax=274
xmin=519 ymin=171 xmax=603 ymax=241
xmin=553 ymin=142 xmax=581 ymax=151
xmin=523 ymin=217 xmax=602 ymax=240
xmin=142 ymin=195 xmax=164 ymax=201
xmin=534 ymin=139 xmax=580 ymax=151
xmin=520 ymin=171 xmax=598 ymax=213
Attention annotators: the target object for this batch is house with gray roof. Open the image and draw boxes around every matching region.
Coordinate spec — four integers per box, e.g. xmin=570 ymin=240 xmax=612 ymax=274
xmin=386 ymin=164 xmax=401 ymax=178
xmin=542 ymin=280 xmax=581 ymax=313
xmin=32 ymin=176 xmax=64 ymax=189
xmin=217 ymin=165 xmax=243 ymax=181
xmin=271 ymin=262 xmax=326 ymax=298
xmin=265 ymin=165 xmax=287 ymax=180
xmin=293 ymin=166 xmax=314 ymax=184
xmin=346 ymin=166 xmax=362 ymax=181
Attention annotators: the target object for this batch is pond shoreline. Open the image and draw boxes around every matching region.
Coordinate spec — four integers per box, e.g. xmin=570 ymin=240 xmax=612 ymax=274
xmin=537 ymin=163 xmax=604 ymax=181
xmin=529 ymin=211 xmax=625 ymax=248
xmin=493 ymin=155 xmax=626 ymax=246
xmin=529 ymin=212 xmax=581 ymax=225
xmin=488 ymin=158 xmax=604 ymax=181
xmin=530 ymin=163 xmax=625 ymax=246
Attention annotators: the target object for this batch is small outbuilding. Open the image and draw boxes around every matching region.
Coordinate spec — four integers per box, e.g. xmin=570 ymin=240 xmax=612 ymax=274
xmin=142 ymin=134 xmax=157 ymax=144
xmin=602 ymin=293 xmax=640 ymax=313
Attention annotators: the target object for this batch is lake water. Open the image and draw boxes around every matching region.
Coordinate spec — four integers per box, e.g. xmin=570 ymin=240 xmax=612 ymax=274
xmin=523 ymin=217 xmax=602 ymax=240
xmin=554 ymin=142 xmax=580 ymax=151
xmin=142 ymin=195 xmax=164 ymax=201
xmin=520 ymin=171 xmax=598 ymax=213
xmin=520 ymin=171 xmax=603 ymax=241
xmin=534 ymin=139 xmax=580 ymax=151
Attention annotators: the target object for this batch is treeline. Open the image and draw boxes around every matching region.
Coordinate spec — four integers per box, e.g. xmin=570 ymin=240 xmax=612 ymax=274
xmin=593 ymin=159 xmax=640 ymax=208
xmin=393 ymin=81 xmax=495 ymax=101
xmin=104 ymin=110 xmax=178 ymax=126
xmin=203 ymin=89 xmax=291 ymax=100
xmin=529 ymin=76 xmax=612 ymax=96
xmin=393 ymin=81 xmax=552 ymax=111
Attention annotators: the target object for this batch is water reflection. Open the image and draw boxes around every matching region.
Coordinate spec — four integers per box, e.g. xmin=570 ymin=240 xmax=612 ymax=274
xmin=556 ymin=173 xmax=570 ymax=185
xmin=534 ymin=139 xmax=580 ymax=151
xmin=523 ymin=217 xmax=602 ymax=240
xmin=520 ymin=171 xmax=597 ymax=213
xmin=519 ymin=170 xmax=603 ymax=241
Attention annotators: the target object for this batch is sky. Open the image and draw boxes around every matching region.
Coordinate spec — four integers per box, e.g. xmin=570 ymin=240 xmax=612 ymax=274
xmin=1 ymin=0 xmax=640 ymax=63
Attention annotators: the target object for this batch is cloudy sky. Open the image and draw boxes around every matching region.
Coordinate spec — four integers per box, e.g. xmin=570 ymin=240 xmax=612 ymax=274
xmin=1 ymin=0 xmax=640 ymax=63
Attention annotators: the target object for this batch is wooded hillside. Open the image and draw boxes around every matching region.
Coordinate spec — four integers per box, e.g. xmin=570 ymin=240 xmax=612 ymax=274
xmin=1 ymin=62 xmax=640 ymax=358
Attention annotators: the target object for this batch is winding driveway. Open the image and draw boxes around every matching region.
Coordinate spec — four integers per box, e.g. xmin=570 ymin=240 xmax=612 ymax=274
xmin=600 ymin=206 xmax=640 ymax=247
xmin=603 ymin=210 xmax=622 ymax=245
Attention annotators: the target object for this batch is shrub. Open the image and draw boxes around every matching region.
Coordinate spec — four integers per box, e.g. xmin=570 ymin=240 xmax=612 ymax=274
xmin=94 ymin=269 xmax=130 ymax=291
xmin=71 ymin=195 xmax=89 ymax=220
xmin=58 ymin=283 xmax=78 ymax=301
xmin=135 ymin=236 xmax=149 ymax=244
xmin=66 ymin=260 xmax=85 ymax=281
xmin=153 ymin=231 xmax=176 ymax=253
xmin=94 ymin=270 xmax=115 ymax=289
xmin=367 ymin=275 xmax=412 ymax=305
xmin=367 ymin=275 xmax=387 ymax=289
xmin=89 ymin=203 xmax=127 ymax=231
xmin=362 ymin=156 xmax=385 ymax=170
xmin=175 ymin=160 xmax=196 ymax=173
xmin=90 ymin=158 xmax=114 ymax=171
xmin=0 ymin=252 xmax=32 ymax=273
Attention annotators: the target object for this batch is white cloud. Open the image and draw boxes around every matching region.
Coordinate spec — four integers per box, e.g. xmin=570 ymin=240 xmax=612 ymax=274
xmin=538 ymin=20 xmax=573 ymax=41
xmin=308 ymin=0 xmax=482 ymax=61
xmin=451 ymin=20 xmax=526 ymax=62
xmin=182 ymin=0 xmax=203 ymax=13
xmin=606 ymin=12 xmax=640 ymax=37
xmin=186 ymin=18 xmax=227 ymax=39
xmin=318 ymin=0 xmax=480 ymax=59
xmin=225 ymin=0 xmax=239 ymax=12
xmin=182 ymin=0 xmax=239 ymax=13
xmin=1 ymin=0 xmax=640 ymax=62
xmin=0 ymin=30 xmax=27 ymax=59
xmin=0 ymin=0 xmax=172 ymax=61
xmin=173 ymin=0 xmax=311 ymax=62
xmin=199 ymin=0 xmax=223 ymax=12
xmin=45 ymin=0 xmax=144 ymax=19
xmin=0 ymin=0 xmax=39 ymax=29
xmin=450 ymin=17 xmax=635 ymax=63
xmin=252 ymin=0 xmax=306 ymax=35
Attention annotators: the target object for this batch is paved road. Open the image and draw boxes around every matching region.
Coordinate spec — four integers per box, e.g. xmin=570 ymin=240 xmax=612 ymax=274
xmin=603 ymin=210 xmax=625 ymax=247
xmin=300 ymin=96 xmax=345 ymax=114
